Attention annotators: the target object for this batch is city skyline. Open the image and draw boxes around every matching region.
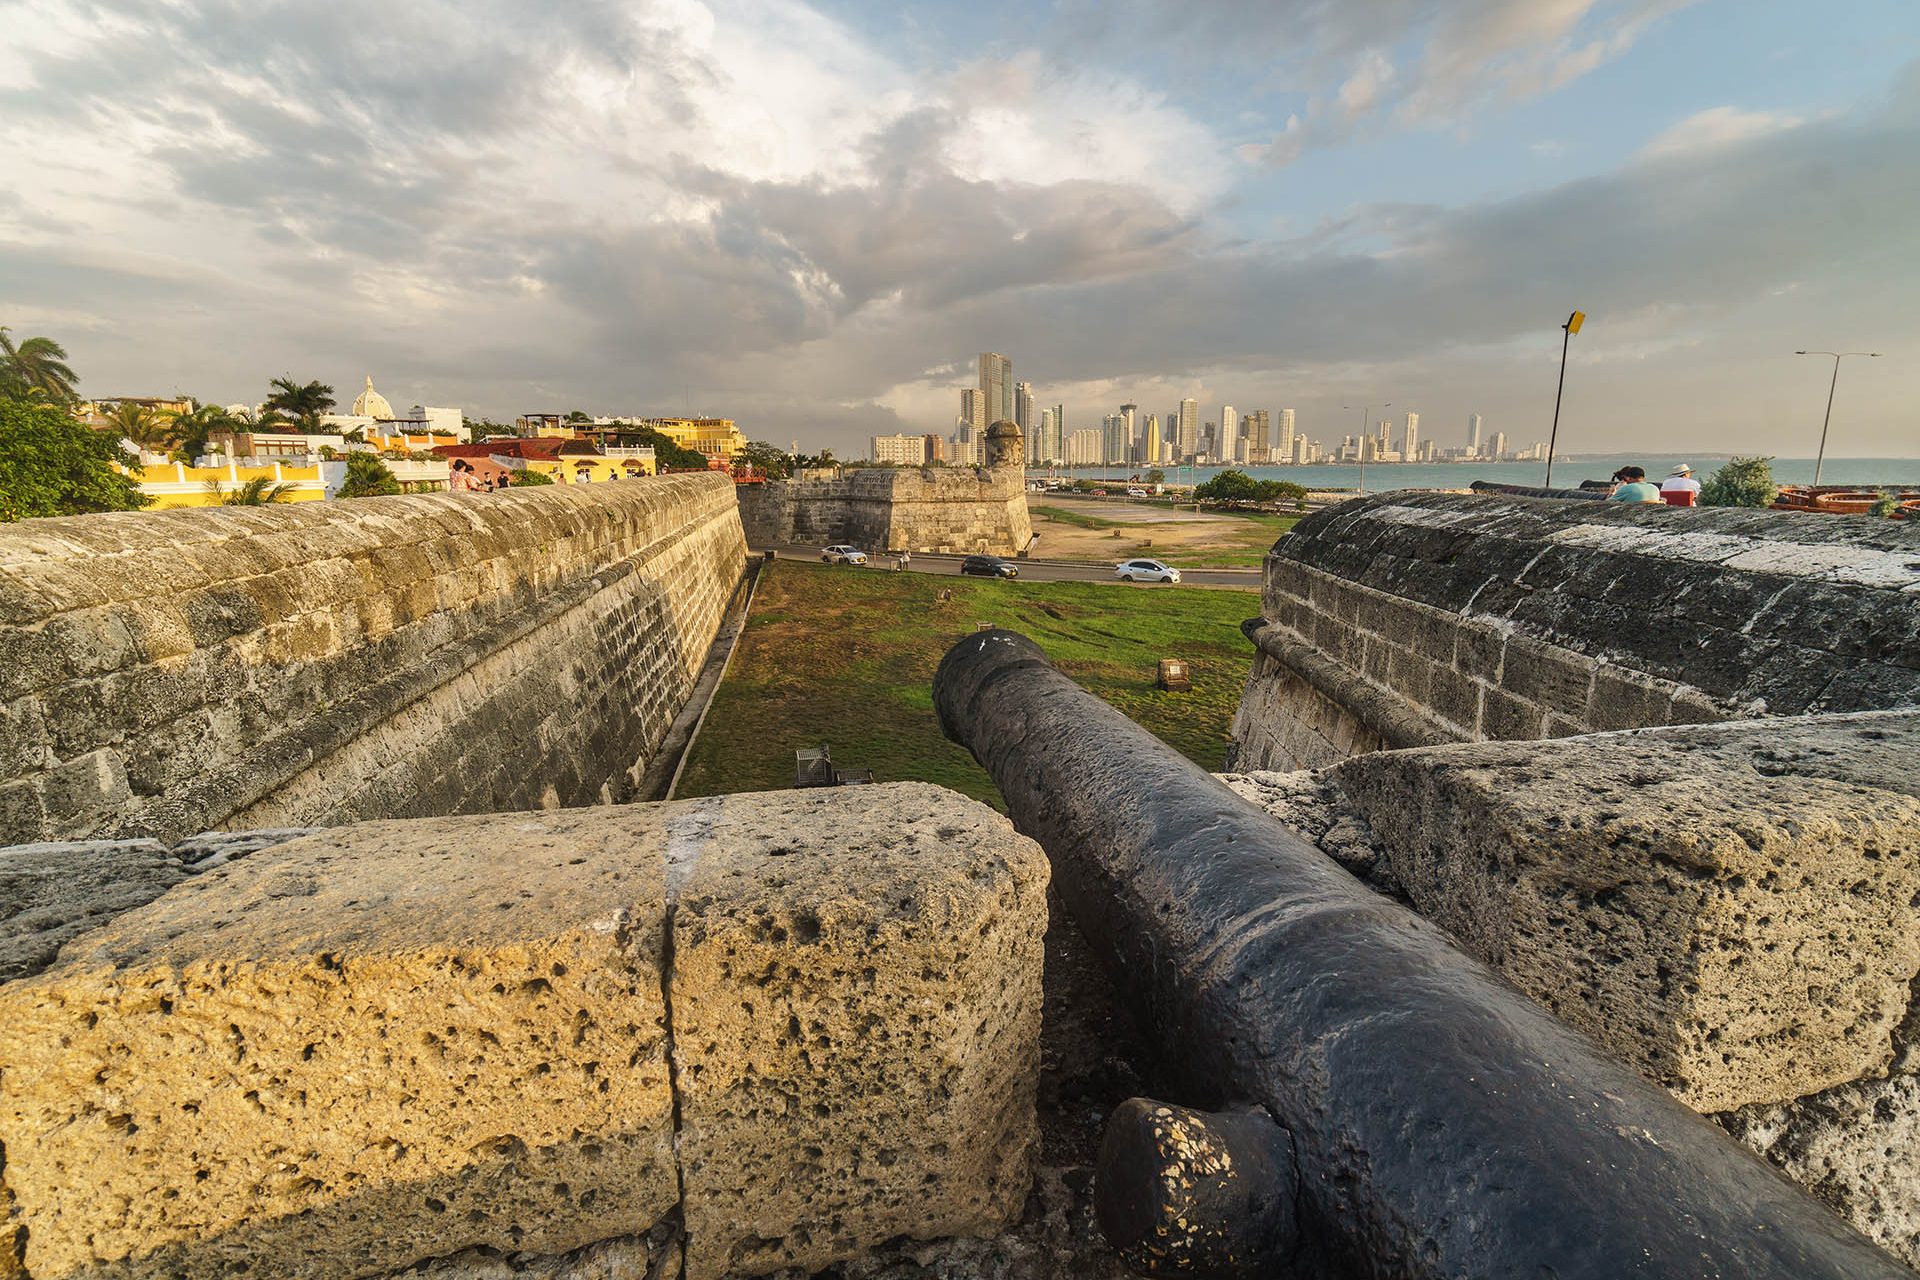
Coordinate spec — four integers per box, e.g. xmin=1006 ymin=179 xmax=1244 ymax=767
xmin=3 ymin=2 xmax=1916 ymax=458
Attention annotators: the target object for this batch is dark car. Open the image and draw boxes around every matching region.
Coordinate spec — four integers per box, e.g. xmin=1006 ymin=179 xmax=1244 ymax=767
xmin=959 ymin=555 xmax=1018 ymax=580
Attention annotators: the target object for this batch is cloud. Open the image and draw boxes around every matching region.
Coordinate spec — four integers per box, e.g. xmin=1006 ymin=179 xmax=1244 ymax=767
xmin=0 ymin=1 xmax=1914 ymax=458
xmin=1639 ymin=106 xmax=1808 ymax=158
xmin=1235 ymin=0 xmax=1694 ymax=166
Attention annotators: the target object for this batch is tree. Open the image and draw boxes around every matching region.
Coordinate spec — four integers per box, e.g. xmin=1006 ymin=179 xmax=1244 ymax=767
xmin=0 ymin=397 xmax=146 ymax=521
xmin=1699 ymin=457 xmax=1778 ymax=509
xmin=101 ymin=401 xmax=176 ymax=451
xmin=218 ymin=476 xmax=298 ymax=505
xmin=1146 ymin=468 xmax=1166 ymax=485
xmin=736 ymin=440 xmax=794 ymax=480
xmin=0 ymin=328 xmax=80 ymax=404
xmin=167 ymin=403 xmax=243 ymax=462
xmin=1194 ymin=469 xmax=1263 ymax=503
xmin=510 ymin=468 xmax=554 ymax=486
xmin=262 ymin=377 xmax=335 ymax=431
xmin=565 ymin=409 xmax=591 ymax=423
xmin=334 ymin=451 xmax=401 ymax=498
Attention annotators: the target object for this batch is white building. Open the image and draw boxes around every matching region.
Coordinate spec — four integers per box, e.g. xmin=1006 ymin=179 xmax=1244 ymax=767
xmin=1403 ymin=413 xmax=1420 ymax=462
xmin=870 ymin=433 xmax=928 ymax=466
xmin=1467 ymin=413 xmax=1484 ymax=455
xmin=1067 ymin=428 xmax=1103 ymax=467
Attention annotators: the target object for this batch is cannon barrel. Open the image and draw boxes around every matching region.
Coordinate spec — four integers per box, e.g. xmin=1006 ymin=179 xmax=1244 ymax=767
xmin=933 ymin=629 xmax=1911 ymax=1279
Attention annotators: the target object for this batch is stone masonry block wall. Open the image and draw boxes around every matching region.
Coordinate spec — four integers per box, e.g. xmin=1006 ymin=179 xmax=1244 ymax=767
xmin=738 ymin=466 xmax=1031 ymax=555
xmin=0 ymin=784 xmax=1047 ymax=1280
xmin=1220 ymin=708 xmax=1920 ymax=1266
xmin=0 ymin=475 xmax=746 ymax=843
xmin=1231 ymin=492 xmax=1920 ymax=770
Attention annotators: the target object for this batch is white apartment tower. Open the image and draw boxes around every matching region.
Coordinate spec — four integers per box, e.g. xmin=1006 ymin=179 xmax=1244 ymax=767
xmin=1403 ymin=413 xmax=1420 ymax=462
xmin=1467 ymin=413 xmax=1484 ymax=456
xmin=1177 ymin=399 xmax=1198 ymax=459
xmin=977 ymin=353 xmax=1014 ymax=425
xmin=1015 ymin=380 xmax=1034 ymax=435
xmin=869 ymin=434 xmax=928 ymax=466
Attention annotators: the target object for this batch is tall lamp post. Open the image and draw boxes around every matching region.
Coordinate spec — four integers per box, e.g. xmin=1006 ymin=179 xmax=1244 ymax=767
xmin=1342 ymin=402 xmax=1390 ymax=494
xmin=1795 ymin=350 xmax=1881 ymax=487
xmin=1544 ymin=309 xmax=1584 ymax=489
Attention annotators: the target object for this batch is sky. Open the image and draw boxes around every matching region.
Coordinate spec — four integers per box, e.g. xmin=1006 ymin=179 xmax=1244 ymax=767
xmin=1 ymin=0 xmax=1917 ymax=457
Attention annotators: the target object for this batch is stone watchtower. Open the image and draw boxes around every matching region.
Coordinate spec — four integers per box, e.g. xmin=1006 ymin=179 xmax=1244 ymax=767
xmin=985 ymin=419 xmax=1025 ymax=471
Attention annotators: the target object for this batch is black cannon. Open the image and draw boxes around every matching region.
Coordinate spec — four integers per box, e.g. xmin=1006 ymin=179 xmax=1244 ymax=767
xmin=934 ymin=629 xmax=1910 ymax=1279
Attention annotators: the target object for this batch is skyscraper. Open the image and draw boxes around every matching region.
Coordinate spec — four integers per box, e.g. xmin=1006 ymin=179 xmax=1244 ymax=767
xmin=978 ymin=353 xmax=1014 ymax=425
xmin=1221 ymin=405 xmax=1238 ymax=454
xmin=1248 ymin=409 xmax=1272 ymax=461
xmin=1015 ymin=381 xmax=1034 ymax=436
xmin=1143 ymin=417 xmax=1162 ymax=466
xmin=1403 ymin=413 xmax=1420 ymax=463
xmin=1278 ymin=409 xmax=1296 ymax=463
xmin=1037 ymin=408 xmax=1057 ymax=463
xmin=1467 ymin=414 xmax=1483 ymax=456
xmin=961 ymin=387 xmax=986 ymax=436
xmin=1177 ymin=399 xmax=1198 ymax=459
xmin=1051 ymin=404 xmax=1066 ymax=465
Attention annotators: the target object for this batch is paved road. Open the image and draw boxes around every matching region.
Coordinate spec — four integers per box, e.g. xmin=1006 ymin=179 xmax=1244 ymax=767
xmin=759 ymin=547 xmax=1259 ymax=591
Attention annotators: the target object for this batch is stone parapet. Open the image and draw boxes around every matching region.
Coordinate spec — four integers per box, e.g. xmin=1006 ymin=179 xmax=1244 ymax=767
xmin=1231 ymin=492 xmax=1920 ymax=770
xmin=0 ymin=476 xmax=747 ymax=843
xmin=0 ymin=784 xmax=1047 ymax=1280
xmin=739 ymin=466 xmax=1031 ymax=555
xmin=1222 ymin=708 xmax=1920 ymax=1264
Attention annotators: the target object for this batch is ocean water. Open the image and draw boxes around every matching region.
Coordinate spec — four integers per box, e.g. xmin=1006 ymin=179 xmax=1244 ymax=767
xmin=1031 ymin=456 xmax=1920 ymax=491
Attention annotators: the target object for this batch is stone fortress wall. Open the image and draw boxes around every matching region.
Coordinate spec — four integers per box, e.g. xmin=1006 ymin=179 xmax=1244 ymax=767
xmin=0 ymin=474 xmax=747 ymax=844
xmin=1226 ymin=490 xmax=1920 ymax=1262
xmin=1232 ymin=491 xmax=1920 ymax=771
xmin=738 ymin=422 xmax=1032 ymax=555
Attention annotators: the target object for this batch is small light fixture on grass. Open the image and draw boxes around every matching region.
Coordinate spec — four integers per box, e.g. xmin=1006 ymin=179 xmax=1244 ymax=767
xmin=1157 ymin=659 xmax=1191 ymax=692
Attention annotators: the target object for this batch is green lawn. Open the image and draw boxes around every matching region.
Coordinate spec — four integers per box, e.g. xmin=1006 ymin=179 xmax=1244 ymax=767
xmin=1028 ymin=502 xmax=1298 ymax=568
xmin=675 ymin=560 xmax=1258 ymax=807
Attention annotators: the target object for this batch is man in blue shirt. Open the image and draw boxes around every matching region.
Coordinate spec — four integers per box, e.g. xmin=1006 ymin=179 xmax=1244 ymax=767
xmin=1608 ymin=466 xmax=1662 ymax=503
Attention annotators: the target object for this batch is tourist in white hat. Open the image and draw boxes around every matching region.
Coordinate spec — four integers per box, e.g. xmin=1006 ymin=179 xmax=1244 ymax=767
xmin=1660 ymin=463 xmax=1701 ymax=507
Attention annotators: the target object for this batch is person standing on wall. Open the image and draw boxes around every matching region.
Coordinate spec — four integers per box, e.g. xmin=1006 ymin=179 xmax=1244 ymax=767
xmin=1660 ymin=464 xmax=1701 ymax=506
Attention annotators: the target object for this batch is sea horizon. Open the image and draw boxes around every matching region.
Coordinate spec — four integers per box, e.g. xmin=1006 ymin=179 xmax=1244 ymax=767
xmin=1027 ymin=456 xmax=1920 ymax=490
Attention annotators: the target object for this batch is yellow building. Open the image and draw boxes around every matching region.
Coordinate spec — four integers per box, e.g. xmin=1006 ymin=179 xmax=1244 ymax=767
xmin=133 ymin=460 xmax=327 ymax=509
xmin=367 ymin=430 xmax=462 ymax=454
xmin=646 ymin=417 xmax=746 ymax=463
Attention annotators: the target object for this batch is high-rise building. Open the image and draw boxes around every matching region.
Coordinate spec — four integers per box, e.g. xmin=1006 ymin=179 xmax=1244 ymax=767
xmin=870 ymin=433 xmax=927 ymax=466
xmin=1143 ymin=418 xmax=1162 ymax=466
xmin=1403 ymin=413 xmax=1420 ymax=463
xmin=1491 ymin=431 xmax=1508 ymax=459
xmin=1037 ymin=408 xmax=1056 ymax=463
xmin=1177 ymin=399 xmax=1198 ymax=459
xmin=1050 ymin=404 xmax=1066 ymax=464
xmin=978 ymin=353 xmax=1014 ymax=426
xmin=1221 ymin=406 xmax=1238 ymax=455
xmin=924 ymin=433 xmax=945 ymax=463
xmin=1467 ymin=414 xmax=1483 ymax=456
xmin=961 ymin=387 xmax=986 ymax=436
xmin=1277 ymin=409 xmax=1296 ymax=463
xmin=1119 ymin=403 xmax=1138 ymax=462
xmin=1067 ymin=428 xmax=1103 ymax=467
xmin=1102 ymin=413 xmax=1125 ymax=465
xmin=1015 ymin=381 xmax=1034 ymax=436
xmin=1247 ymin=410 xmax=1272 ymax=461
xmin=1291 ymin=432 xmax=1309 ymax=465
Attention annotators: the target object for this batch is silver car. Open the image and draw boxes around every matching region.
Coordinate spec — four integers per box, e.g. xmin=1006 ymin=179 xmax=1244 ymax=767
xmin=821 ymin=545 xmax=868 ymax=565
xmin=1115 ymin=558 xmax=1181 ymax=584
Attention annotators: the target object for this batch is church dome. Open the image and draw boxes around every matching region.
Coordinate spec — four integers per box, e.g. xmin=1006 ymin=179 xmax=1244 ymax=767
xmin=351 ymin=375 xmax=393 ymax=420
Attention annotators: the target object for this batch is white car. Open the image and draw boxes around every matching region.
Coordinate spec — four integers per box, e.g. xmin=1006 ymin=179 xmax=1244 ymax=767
xmin=1126 ymin=487 xmax=1149 ymax=497
xmin=1115 ymin=558 xmax=1181 ymax=583
xmin=821 ymin=544 xmax=868 ymax=565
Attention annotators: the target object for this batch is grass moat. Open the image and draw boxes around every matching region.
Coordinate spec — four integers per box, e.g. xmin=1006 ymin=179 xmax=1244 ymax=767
xmin=675 ymin=558 xmax=1257 ymax=806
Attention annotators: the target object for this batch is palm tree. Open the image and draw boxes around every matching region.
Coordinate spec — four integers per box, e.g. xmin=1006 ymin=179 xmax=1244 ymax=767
xmin=167 ymin=403 xmax=244 ymax=462
xmin=102 ymin=401 xmax=177 ymax=451
xmin=0 ymin=327 xmax=80 ymax=403
xmin=218 ymin=476 xmax=298 ymax=506
xmin=262 ymin=377 xmax=335 ymax=431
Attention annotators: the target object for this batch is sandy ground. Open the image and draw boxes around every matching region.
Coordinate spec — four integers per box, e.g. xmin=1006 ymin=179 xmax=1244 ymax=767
xmin=1028 ymin=502 xmax=1268 ymax=563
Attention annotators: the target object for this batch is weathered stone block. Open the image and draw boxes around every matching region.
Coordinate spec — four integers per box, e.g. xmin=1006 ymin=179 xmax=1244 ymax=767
xmin=0 ymin=839 xmax=186 ymax=984
xmin=1323 ymin=714 xmax=1920 ymax=1112
xmin=0 ymin=787 xmax=1048 ymax=1280
xmin=0 ymin=811 xmax=679 ymax=1280
xmin=669 ymin=783 xmax=1047 ymax=1280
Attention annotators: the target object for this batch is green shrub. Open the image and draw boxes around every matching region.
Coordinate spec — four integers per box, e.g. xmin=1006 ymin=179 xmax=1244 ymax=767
xmin=335 ymin=451 xmax=401 ymax=498
xmin=1698 ymin=456 xmax=1778 ymax=508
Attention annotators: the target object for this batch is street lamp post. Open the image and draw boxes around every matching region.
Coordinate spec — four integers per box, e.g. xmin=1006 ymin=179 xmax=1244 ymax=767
xmin=1544 ymin=310 xmax=1585 ymax=489
xmin=1342 ymin=402 xmax=1390 ymax=495
xmin=1795 ymin=351 xmax=1881 ymax=487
